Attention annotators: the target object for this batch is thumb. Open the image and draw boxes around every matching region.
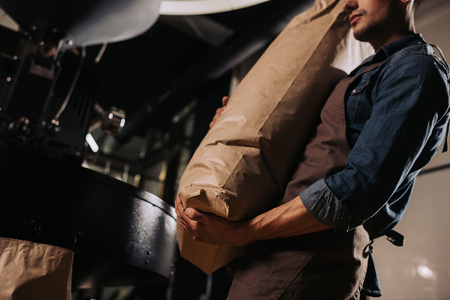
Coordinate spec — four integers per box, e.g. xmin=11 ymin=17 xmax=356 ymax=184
xmin=186 ymin=208 xmax=205 ymax=222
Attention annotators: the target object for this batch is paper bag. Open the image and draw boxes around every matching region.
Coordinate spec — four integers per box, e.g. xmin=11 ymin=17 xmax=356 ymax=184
xmin=0 ymin=237 xmax=74 ymax=300
xmin=177 ymin=0 xmax=372 ymax=274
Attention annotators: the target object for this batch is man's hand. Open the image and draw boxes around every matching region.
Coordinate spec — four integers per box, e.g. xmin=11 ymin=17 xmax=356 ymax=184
xmin=175 ymin=196 xmax=248 ymax=246
xmin=209 ymin=96 xmax=229 ymax=128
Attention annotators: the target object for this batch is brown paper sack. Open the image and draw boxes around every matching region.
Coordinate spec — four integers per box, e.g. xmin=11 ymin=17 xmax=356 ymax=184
xmin=177 ymin=0 xmax=373 ymax=274
xmin=0 ymin=237 xmax=74 ymax=300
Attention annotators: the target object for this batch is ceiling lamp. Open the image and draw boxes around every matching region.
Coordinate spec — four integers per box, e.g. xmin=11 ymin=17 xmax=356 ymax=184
xmin=160 ymin=0 xmax=269 ymax=15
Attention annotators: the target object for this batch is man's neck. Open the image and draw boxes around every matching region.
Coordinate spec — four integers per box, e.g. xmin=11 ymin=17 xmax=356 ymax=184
xmin=370 ymin=30 xmax=415 ymax=52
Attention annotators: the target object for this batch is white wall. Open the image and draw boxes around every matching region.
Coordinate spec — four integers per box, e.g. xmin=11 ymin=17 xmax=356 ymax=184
xmin=416 ymin=1 xmax=450 ymax=57
xmin=370 ymin=2 xmax=450 ymax=299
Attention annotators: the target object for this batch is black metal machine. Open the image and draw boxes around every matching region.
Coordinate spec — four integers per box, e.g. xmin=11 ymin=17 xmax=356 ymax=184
xmin=0 ymin=0 xmax=178 ymax=291
xmin=0 ymin=144 xmax=177 ymax=288
xmin=0 ymin=0 xmax=161 ymax=160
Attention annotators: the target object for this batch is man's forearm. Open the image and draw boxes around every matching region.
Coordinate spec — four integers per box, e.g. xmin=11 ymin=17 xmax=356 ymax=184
xmin=239 ymin=196 xmax=332 ymax=244
xmin=176 ymin=195 xmax=332 ymax=246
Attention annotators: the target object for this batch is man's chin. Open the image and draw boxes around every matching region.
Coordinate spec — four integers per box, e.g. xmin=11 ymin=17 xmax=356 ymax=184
xmin=352 ymin=29 xmax=371 ymax=44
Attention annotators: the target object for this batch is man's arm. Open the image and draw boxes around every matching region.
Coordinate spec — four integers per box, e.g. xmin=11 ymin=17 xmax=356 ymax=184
xmin=303 ymin=53 xmax=450 ymax=232
xmin=177 ymin=51 xmax=449 ymax=245
xmin=175 ymin=195 xmax=331 ymax=246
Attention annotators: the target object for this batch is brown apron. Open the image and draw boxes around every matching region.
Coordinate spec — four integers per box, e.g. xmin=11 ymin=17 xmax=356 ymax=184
xmin=282 ymin=62 xmax=382 ymax=204
xmin=227 ymin=62 xmax=382 ymax=300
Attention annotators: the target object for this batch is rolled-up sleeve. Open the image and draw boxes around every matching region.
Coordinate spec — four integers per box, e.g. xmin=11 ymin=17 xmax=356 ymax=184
xmin=300 ymin=179 xmax=353 ymax=231
xmin=301 ymin=53 xmax=450 ymax=232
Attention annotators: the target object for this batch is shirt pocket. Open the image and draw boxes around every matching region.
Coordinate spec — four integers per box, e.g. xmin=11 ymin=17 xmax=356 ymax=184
xmin=347 ymin=82 xmax=369 ymax=123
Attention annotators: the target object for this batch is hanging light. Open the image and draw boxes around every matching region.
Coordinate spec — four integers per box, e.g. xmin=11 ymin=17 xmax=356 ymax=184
xmin=160 ymin=0 xmax=269 ymax=15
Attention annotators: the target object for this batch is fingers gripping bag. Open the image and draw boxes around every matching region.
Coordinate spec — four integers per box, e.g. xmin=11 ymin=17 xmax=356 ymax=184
xmin=177 ymin=0 xmax=373 ymax=274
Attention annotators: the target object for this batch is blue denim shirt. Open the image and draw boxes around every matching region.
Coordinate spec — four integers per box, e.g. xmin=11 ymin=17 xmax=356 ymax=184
xmin=300 ymin=34 xmax=450 ymax=238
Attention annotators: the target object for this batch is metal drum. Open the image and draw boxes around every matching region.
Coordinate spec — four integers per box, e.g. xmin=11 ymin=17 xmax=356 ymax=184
xmin=0 ymin=143 xmax=177 ymax=288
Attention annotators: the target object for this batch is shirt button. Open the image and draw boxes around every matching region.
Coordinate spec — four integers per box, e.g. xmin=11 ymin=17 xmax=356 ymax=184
xmin=340 ymin=222 xmax=347 ymax=227
xmin=352 ymin=89 xmax=357 ymax=94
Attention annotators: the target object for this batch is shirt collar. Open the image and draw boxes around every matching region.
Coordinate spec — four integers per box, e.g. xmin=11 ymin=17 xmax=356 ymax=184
xmin=368 ymin=33 xmax=426 ymax=63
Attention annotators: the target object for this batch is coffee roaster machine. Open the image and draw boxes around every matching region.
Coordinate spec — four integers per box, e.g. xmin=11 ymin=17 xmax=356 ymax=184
xmin=0 ymin=0 xmax=179 ymax=293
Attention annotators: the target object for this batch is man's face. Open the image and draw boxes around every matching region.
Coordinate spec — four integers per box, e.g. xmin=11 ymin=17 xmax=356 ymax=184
xmin=343 ymin=0 xmax=401 ymax=44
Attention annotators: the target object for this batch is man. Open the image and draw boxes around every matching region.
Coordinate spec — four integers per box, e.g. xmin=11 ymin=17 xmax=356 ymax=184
xmin=176 ymin=0 xmax=450 ymax=298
